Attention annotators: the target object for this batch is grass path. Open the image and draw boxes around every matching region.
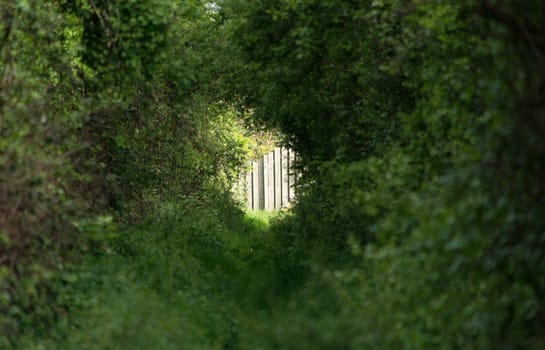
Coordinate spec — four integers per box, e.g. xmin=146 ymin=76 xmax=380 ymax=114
xmin=36 ymin=204 xmax=295 ymax=349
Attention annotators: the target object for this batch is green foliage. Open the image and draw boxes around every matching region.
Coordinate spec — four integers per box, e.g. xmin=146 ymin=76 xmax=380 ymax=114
xmin=66 ymin=0 xmax=252 ymax=219
xmin=219 ymin=0 xmax=545 ymax=348
xmin=224 ymin=0 xmax=414 ymax=164
xmin=0 ymin=0 xmax=252 ymax=346
xmin=0 ymin=1 xmax=87 ymax=345
xmin=2 ymin=0 xmax=545 ymax=348
xmin=26 ymin=196 xmax=300 ymax=349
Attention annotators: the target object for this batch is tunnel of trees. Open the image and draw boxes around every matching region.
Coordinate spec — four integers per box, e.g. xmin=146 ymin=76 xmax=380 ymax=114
xmin=1 ymin=0 xmax=544 ymax=348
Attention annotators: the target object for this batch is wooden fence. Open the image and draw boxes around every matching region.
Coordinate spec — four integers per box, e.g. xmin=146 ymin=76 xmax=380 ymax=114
xmin=236 ymin=147 xmax=298 ymax=211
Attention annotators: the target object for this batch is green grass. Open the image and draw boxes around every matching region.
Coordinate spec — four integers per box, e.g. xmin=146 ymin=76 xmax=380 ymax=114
xmin=21 ymin=198 xmax=542 ymax=349
xmin=26 ymin=201 xmax=295 ymax=349
xmin=241 ymin=210 xmax=278 ymax=231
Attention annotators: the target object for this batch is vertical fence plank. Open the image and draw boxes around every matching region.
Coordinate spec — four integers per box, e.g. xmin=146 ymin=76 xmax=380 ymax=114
xmin=258 ymin=158 xmax=265 ymax=210
xmin=242 ymin=148 xmax=296 ymax=211
xmin=263 ymin=154 xmax=269 ymax=210
xmin=266 ymin=152 xmax=274 ymax=210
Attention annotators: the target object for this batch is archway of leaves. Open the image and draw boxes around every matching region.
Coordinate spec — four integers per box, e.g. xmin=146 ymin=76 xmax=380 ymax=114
xmin=1 ymin=0 xmax=544 ymax=348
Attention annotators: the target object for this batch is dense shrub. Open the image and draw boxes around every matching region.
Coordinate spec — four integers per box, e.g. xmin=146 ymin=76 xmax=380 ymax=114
xmin=0 ymin=0 xmax=251 ymax=346
xmin=36 ymin=196 xmax=299 ymax=349
xmin=221 ymin=0 xmax=545 ymax=348
xmin=3 ymin=0 xmax=545 ymax=348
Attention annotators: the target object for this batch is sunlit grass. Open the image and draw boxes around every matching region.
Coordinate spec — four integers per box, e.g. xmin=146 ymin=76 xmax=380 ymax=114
xmin=243 ymin=210 xmax=277 ymax=231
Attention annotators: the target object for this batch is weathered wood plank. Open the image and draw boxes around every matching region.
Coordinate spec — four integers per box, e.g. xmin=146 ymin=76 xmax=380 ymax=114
xmin=266 ymin=152 xmax=273 ymax=210
xmin=258 ymin=158 xmax=265 ymax=210
xmin=241 ymin=147 xmax=296 ymax=211
xmin=263 ymin=154 xmax=269 ymax=210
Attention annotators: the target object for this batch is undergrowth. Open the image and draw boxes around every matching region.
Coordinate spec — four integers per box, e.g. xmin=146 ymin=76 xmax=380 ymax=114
xmin=26 ymin=197 xmax=302 ymax=349
xmin=19 ymin=188 xmax=545 ymax=349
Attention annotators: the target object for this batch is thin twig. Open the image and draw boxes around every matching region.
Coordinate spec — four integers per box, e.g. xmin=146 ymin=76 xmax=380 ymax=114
xmin=87 ymin=0 xmax=112 ymax=40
